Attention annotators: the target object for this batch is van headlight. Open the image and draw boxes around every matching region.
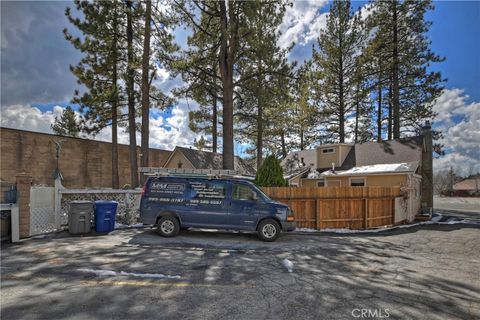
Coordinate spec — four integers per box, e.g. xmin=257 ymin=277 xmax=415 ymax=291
xmin=276 ymin=208 xmax=287 ymax=215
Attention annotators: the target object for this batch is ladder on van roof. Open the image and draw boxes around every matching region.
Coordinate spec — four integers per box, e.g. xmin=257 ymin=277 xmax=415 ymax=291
xmin=139 ymin=167 xmax=254 ymax=180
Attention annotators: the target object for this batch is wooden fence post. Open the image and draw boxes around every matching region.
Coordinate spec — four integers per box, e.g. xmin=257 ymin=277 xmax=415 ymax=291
xmin=316 ymin=200 xmax=321 ymax=230
xmin=364 ymin=198 xmax=368 ymax=230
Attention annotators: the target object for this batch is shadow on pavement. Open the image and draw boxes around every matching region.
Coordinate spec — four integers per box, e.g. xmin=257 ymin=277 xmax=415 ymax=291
xmin=1 ymin=225 xmax=478 ymax=319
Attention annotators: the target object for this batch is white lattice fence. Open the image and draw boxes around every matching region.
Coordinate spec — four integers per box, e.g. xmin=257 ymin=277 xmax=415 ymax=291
xmin=30 ymin=186 xmax=56 ymax=235
xmin=59 ymin=190 xmax=142 ymax=225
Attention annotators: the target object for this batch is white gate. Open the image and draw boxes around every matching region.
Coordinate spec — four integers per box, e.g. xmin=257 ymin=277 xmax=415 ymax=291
xmin=30 ymin=186 xmax=56 ymax=235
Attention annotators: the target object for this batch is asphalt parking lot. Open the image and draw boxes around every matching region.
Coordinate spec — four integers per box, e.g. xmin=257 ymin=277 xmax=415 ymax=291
xmin=1 ymin=224 xmax=479 ymax=320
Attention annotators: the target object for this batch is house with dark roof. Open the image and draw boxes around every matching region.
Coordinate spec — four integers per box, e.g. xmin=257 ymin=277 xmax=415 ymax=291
xmin=453 ymin=175 xmax=480 ymax=196
xmin=282 ymin=124 xmax=434 ymax=218
xmin=163 ymin=146 xmax=256 ymax=177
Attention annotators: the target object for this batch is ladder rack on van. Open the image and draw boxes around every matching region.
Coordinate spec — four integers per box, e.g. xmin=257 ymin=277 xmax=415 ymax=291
xmin=139 ymin=167 xmax=254 ymax=180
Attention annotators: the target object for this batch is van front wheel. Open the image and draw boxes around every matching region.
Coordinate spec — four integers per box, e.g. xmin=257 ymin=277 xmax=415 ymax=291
xmin=157 ymin=216 xmax=180 ymax=237
xmin=257 ymin=219 xmax=280 ymax=242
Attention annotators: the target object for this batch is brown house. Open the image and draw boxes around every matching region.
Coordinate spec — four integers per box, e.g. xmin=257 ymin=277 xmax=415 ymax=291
xmin=453 ymin=175 xmax=480 ymax=196
xmin=163 ymin=146 xmax=256 ymax=176
xmin=282 ymin=124 xmax=434 ymax=211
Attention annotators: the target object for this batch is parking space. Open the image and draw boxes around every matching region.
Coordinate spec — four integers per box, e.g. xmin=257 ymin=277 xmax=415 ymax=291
xmin=1 ymin=225 xmax=479 ymax=319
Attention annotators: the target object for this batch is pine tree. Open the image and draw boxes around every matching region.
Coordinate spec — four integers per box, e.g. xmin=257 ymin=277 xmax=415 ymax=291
xmin=51 ymin=106 xmax=82 ymax=137
xmin=140 ymin=0 xmax=152 ymax=184
xmin=235 ymin=0 xmax=290 ymax=168
xmin=188 ymin=102 xmax=221 ymax=153
xmin=193 ymin=136 xmax=211 ymax=151
xmin=366 ymin=0 xmax=444 ymax=139
xmin=64 ymin=0 xmax=125 ymax=188
xmin=173 ymin=1 xmax=289 ymax=170
xmin=312 ymin=0 xmax=367 ymax=143
xmin=254 ymin=155 xmax=287 ymax=187
xmin=291 ymin=64 xmax=320 ymax=150
xmin=125 ymin=0 xmax=140 ymax=187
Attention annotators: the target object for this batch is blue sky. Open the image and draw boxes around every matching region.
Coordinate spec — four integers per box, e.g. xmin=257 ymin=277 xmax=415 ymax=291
xmin=1 ymin=0 xmax=479 ymax=174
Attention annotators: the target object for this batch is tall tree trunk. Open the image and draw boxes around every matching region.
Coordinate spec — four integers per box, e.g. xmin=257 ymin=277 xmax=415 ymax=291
xmin=354 ymin=82 xmax=360 ymax=143
xmin=339 ymin=101 xmax=345 ymax=143
xmin=280 ymin=130 xmax=287 ymax=158
xmin=392 ymin=1 xmax=400 ymax=139
xmin=212 ymin=95 xmax=217 ymax=153
xmin=140 ymin=0 xmax=151 ymax=184
xmin=377 ymin=75 xmax=382 ymax=142
xmin=257 ymin=96 xmax=263 ymax=169
xmin=338 ymin=28 xmax=345 ymax=143
xmin=111 ymin=6 xmax=119 ymax=189
xmin=219 ymin=1 xmax=235 ymax=170
xmin=388 ymin=78 xmax=393 ymax=140
xmin=300 ymin=128 xmax=304 ymax=150
xmin=126 ymin=0 xmax=138 ymax=187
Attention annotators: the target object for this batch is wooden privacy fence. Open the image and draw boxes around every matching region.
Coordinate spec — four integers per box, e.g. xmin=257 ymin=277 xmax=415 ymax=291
xmin=261 ymin=187 xmax=401 ymax=230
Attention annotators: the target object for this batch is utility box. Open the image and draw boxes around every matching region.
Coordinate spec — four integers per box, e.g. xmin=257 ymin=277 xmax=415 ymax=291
xmin=68 ymin=201 xmax=93 ymax=234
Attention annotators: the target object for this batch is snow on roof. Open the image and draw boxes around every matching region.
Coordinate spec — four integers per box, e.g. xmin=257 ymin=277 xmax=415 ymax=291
xmin=320 ymin=162 xmax=418 ymax=177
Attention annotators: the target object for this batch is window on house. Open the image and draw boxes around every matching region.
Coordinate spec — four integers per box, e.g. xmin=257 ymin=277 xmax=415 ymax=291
xmin=322 ymin=148 xmax=335 ymax=154
xmin=350 ymin=178 xmax=365 ymax=187
xmin=317 ymin=179 xmax=325 ymax=187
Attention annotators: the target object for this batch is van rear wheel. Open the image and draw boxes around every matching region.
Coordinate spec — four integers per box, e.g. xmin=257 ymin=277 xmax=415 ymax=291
xmin=157 ymin=216 xmax=180 ymax=237
xmin=257 ymin=219 xmax=280 ymax=242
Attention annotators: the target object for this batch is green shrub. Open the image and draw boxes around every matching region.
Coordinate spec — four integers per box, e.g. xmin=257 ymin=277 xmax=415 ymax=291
xmin=254 ymin=155 xmax=287 ymax=187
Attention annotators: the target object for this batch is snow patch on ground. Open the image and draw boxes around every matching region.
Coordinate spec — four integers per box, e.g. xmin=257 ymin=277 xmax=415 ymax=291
xmin=78 ymin=268 xmax=181 ymax=279
xmin=78 ymin=268 xmax=117 ymax=277
xmin=282 ymin=258 xmax=294 ymax=273
xmin=114 ymin=223 xmax=144 ymax=230
xmin=119 ymin=271 xmax=181 ymax=279
xmin=294 ymin=213 xmax=477 ymax=234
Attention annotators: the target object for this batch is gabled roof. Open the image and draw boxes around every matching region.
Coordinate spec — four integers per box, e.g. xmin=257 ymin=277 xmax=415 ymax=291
xmin=453 ymin=177 xmax=480 ymax=191
xmin=173 ymin=146 xmax=256 ymax=176
xmin=354 ymin=137 xmax=423 ymax=167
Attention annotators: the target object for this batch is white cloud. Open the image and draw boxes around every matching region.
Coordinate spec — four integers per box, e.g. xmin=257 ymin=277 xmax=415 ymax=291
xmin=0 ymin=103 xmax=202 ymax=152
xmin=0 ymin=104 xmax=63 ymax=133
xmin=277 ymin=0 xmax=329 ymax=49
xmin=431 ymin=88 xmax=468 ymax=127
xmin=303 ymin=12 xmax=329 ymax=44
xmin=432 ymin=88 xmax=480 ymax=176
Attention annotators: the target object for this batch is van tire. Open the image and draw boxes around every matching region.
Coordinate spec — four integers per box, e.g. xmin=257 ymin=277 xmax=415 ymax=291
xmin=157 ymin=216 xmax=180 ymax=237
xmin=257 ymin=219 xmax=280 ymax=242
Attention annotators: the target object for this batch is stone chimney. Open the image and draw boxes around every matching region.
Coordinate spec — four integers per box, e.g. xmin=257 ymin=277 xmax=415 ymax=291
xmin=421 ymin=121 xmax=433 ymax=211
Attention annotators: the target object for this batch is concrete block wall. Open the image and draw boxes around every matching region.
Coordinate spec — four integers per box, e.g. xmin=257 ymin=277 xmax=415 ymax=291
xmin=0 ymin=128 xmax=172 ymax=188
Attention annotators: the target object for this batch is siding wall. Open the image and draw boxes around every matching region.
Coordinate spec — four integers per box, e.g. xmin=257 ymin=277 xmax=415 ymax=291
xmin=163 ymin=150 xmax=194 ymax=169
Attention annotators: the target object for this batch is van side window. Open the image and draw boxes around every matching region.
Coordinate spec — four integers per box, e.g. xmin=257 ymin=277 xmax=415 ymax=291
xmin=232 ymin=184 xmax=256 ymax=201
xmin=190 ymin=182 xmax=226 ymax=199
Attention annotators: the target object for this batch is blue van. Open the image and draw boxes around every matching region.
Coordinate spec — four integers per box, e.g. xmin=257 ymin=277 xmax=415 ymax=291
xmin=140 ymin=176 xmax=296 ymax=241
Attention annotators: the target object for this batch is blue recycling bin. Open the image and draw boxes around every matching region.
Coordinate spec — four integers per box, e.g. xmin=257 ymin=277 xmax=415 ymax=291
xmin=94 ymin=200 xmax=118 ymax=233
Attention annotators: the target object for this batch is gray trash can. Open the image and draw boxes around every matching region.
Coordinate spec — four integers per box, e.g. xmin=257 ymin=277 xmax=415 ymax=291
xmin=68 ymin=201 xmax=93 ymax=234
